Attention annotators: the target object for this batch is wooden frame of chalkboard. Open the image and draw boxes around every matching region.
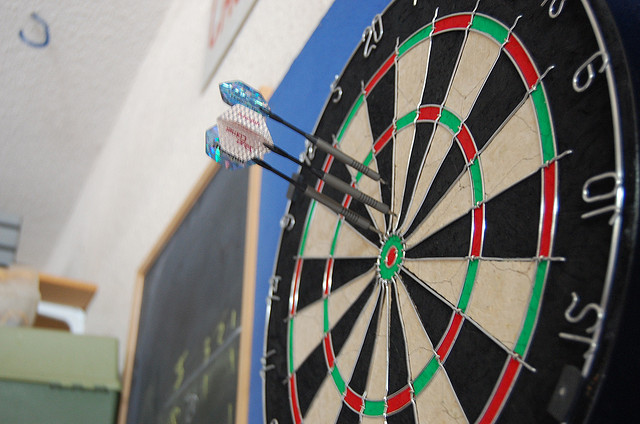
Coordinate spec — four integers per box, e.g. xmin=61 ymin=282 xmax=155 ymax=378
xmin=118 ymin=163 xmax=261 ymax=424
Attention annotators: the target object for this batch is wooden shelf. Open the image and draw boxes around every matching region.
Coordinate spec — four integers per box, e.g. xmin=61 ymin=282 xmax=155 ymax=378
xmin=38 ymin=273 xmax=96 ymax=310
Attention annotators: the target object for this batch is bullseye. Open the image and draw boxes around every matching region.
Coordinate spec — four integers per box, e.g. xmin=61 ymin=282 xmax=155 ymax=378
xmin=378 ymin=234 xmax=404 ymax=281
xmin=385 ymin=246 xmax=398 ymax=268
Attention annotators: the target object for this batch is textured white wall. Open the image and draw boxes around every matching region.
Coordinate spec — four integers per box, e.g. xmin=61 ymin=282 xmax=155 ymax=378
xmin=44 ymin=0 xmax=333 ymax=370
xmin=1 ymin=0 xmax=173 ymax=266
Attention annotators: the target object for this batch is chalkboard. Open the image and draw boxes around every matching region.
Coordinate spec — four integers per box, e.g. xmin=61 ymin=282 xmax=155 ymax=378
xmin=119 ymin=164 xmax=261 ymax=424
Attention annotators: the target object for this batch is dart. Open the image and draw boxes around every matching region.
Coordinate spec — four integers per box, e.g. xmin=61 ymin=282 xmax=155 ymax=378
xmin=219 ymin=80 xmax=384 ymax=183
xmin=215 ymin=104 xmax=391 ymax=214
xmin=206 ymin=113 xmax=381 ymax=235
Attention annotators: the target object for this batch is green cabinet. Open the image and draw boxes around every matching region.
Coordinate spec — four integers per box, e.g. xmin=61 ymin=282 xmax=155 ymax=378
xmin=0 ymin=327 xmax=120 ymax=423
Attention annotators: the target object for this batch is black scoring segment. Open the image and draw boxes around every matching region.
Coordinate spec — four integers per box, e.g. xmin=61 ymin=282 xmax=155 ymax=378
xmin=398 ymin=271 xmax=453 ymax=350
xmin=444 ymin=320 xmax=509 ymax=423
xmin=347 ymin=291 xmax=383 ymax=395
xmin=399 ymin=122 xmax=436 ymax=228
xmin=329 ymin=279 xmax=377 ymax=359
xmin=386 ymin=403 xmax=417 ymax=423
xmin=331 ymin=259 xmax=377 ymax=293
xmin=388 ymin=284 xmax=410 ymax=394
xmin=366 ymin=67 xmax=396 ymax=142
xmin=464 ymin=52 xmax=529 ymax=151
xmin=336 ymin=404 xmax=361 ymax=423
xmin=296 ymin=259 xmax=327 ymax=312
xmin=482 ymin=171 xmax=541 ymax=259
xmin=404 ymin=138 xmax=466 ymax=239
xmin=406 ymin=211 xmax=471 ymax=258
xmin=422 ymin=30 xmax=466 ymax=106
xmin=296 ymin=343 xmax=332 ymax=417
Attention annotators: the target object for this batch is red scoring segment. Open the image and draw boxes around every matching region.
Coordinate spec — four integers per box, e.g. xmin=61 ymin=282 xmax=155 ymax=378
xmin=504 ymin=36 xmax=539 ymax=89
xmin=344 ymin=387 xmax=364 ymax=413
xmin=373 ymin=125 xmax=394 ymax=153
xmin=289 ymin=259 xmax=303 ymax=316
xmin=456 ymin=125 xmax=476 ymax=163
xmin=433 ymin=13 xmax=473 ymax=34
xmin=436 ymin=313 xmax=464 ymax=360
xmin=289 ymin=375 xmax=303 ymax=424
xmin=365 ymin=54 xmax=396 ymax=95
xmin=472 ymin=207 xmax=485 ymax=257
xmin=478 ymin=358 xmax=522 ymax=424
xmin=418 ymin=105 xmax=440 ymax=121
xmin=323 ymin=334 xmax=335 ymax=369
xmin=387 ymin=386 xmax=413 ymax=414
xmin=539 ymin=162 xmax=556 ymax=257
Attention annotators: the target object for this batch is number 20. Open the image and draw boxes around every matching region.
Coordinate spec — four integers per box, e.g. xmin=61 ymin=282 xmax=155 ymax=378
xmin=362 ymin=14 xmax=383 ymax=58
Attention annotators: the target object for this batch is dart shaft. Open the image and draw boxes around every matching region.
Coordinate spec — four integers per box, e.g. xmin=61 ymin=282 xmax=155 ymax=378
xmin=320 ymin=173 xmax=391 ymax=214
xmin=313 ymin=138 xmax=382 ymax=182
xmin=266 ymin=110 xmax=383 ymax=182
xmin=302 ymin=187 xmax=380 ymax=235
xmin=252 ymin=158 xmax=380 ymax=235
xmin=265 ymin=144 xmax=390 ymax=214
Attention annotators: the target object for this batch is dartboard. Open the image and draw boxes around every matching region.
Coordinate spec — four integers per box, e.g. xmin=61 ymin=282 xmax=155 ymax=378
xmin=263 ymin=0 xmax=639 ymax=423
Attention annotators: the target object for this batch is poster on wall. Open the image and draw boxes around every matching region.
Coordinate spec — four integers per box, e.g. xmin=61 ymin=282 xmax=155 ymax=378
xmin=203 ymin=0 xmax=258 ymax=89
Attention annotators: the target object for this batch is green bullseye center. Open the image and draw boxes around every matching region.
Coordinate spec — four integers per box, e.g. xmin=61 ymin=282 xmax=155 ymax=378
xmin=379 ymin=235 xmax=404 ymax=281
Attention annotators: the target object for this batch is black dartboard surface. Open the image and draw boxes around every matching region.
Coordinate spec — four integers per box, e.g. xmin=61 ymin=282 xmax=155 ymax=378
xmin=263 ymin=0 xmax=639 ymax=423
